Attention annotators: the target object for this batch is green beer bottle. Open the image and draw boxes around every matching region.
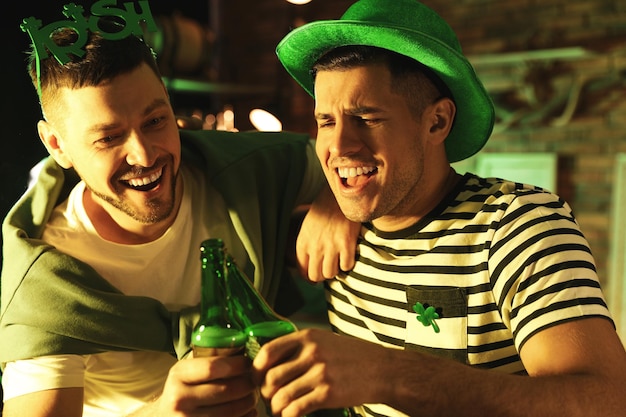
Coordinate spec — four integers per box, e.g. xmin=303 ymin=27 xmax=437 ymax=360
xmin=224 ymin=253 xmax=297 ymax=359
xmin=191 ymin=239 xmax=247 ymax=357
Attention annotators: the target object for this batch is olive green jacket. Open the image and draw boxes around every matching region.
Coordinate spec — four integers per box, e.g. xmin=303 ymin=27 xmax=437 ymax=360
xmin=0 ymin=129 xmax=319 ymax=367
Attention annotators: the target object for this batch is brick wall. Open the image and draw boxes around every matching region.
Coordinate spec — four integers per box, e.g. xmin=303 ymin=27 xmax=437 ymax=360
xmin=217 ymin=0 xmax=626 ymax=287
xmin=428 ymin=0 xmax=626 ymax=285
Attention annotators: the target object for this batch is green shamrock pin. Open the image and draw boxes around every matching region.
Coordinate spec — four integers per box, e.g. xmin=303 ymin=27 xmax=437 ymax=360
xmin=412 ymin=302 xmax=440 ymax=333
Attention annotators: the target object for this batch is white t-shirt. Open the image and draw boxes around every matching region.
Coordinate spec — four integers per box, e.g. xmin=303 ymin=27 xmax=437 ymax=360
xmin=2 ymin=164 xmax=248 ymax=416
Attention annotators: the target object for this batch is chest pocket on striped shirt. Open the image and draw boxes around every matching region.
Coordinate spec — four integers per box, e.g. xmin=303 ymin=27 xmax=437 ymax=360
xmin=405 ymin=286 xmax=468 ymax=364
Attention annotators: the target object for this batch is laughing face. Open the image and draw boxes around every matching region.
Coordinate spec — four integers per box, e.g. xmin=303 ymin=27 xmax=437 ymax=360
xmin=38 ymin=63 xmax=182 ymax=241
xmin=314 ymin=64 xmax=453 ymax=231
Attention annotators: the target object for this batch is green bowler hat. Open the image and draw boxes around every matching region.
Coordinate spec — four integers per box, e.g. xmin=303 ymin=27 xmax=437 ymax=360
xmin=276 ymin=0 xmax=495 ymax=163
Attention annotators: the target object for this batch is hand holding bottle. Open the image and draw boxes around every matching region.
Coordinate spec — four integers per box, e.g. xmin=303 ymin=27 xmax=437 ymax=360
xmin=218 ymin=240 xmax=349 ymax=417
xmin=128 ymin=239 xmax=257 ymax=417
xmin=189 ymin=239 xmax=348 ymax=416
xmin=128 ymin=355 xmax=258 ymax=417
xmin=252 ymin=328 xmax=371 ymax=417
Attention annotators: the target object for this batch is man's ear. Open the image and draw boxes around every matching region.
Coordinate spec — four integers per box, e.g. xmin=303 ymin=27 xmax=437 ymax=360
xmin=38 ymin=120 xmax=73 ymax=169
xmin=427 ymin=97 xmax=456 ymax=144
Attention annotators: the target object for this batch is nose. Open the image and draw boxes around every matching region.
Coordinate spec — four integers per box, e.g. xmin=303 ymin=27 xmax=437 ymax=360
xmin=125 ymin=131 xmax=157 ymax=167
xmin=326 ymin=120 xmax=364 ymax=157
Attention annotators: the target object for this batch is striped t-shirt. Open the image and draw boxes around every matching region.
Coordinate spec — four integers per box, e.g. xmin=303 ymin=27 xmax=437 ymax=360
xmin=326 ymin=173 xmax=612 ymax=417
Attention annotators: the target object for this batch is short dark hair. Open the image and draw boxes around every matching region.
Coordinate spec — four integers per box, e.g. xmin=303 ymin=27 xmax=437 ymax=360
xmin=312 ymin=45 xmax=453 ymax=116
xmin=28 ymin=19 xmax=161 ymax=117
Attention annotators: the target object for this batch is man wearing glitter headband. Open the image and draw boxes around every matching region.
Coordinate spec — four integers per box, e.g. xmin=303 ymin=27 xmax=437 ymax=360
xmin=0 ymin=1 xmax=358 ymax=416
xmin=251 ymin=1 xmax=626 ymax=416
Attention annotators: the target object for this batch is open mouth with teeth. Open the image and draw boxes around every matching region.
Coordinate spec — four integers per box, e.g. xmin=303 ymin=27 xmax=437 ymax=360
xmin=337 ymin=166 xmax=377 ymax=187
xmin=122 ymin=168 xmax=163 ymax=192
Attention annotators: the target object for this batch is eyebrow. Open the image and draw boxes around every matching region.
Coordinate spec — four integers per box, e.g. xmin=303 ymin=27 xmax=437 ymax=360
xmin=315 ymin=106 xmax=385 ymax=120
xmin=87 ymin=98 xmax=170 ymax=133
xmin=143 ymin=98 xmax=170 ymax=116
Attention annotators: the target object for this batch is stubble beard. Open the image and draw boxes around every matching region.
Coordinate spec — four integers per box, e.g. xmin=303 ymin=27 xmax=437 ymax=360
xmin=88 ymin=169 xmax=179 ymax=225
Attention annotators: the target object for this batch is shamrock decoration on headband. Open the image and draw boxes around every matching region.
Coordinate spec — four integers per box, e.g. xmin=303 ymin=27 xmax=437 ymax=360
xmin=413 ymin=302 xmax=440 ymax=333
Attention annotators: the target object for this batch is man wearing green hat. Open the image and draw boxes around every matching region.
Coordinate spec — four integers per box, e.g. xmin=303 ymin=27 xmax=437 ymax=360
xmin=253 ymin=1 xmax=626 ymax=416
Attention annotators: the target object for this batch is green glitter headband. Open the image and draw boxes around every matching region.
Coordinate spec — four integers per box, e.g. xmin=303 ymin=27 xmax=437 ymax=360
xmin=20 ymin=0 xmax=158 ymax=96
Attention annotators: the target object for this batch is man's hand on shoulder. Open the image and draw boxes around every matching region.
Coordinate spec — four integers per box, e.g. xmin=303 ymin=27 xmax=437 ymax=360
xmin=296 ymin=186 xmax=360 ymax=282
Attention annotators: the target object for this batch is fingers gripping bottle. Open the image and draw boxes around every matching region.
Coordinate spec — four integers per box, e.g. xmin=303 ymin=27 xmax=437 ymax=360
xmin=191 ymin=239 xmax=247 ymax=357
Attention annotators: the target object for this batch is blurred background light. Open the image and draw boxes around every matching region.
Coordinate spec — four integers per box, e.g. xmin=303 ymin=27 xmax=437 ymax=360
xmin=249 ymin=108 xmax=283 ymax=131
